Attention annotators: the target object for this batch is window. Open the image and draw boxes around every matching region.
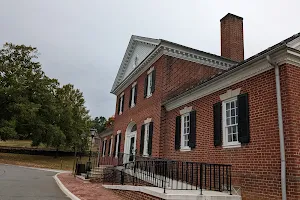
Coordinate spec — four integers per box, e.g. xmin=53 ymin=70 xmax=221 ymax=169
xmin=140 ymin=122 xmax=153 ymax=156
xmin=175 ymin=108 xmax=196 ymax=151
xmin=143 ymin=123 xmax=150 ymax=156
xmin=114 ymin=133 xmax=121 ymax=158
xmin=131 ymin=86 xmax=136 ymax=107
xmin=214 ymin=92 xmax=250 ymax=148
xmin=147 ymin=73 xmax=152 ymax=97
xmin=129 ymin=84 xmax=137 ymax=108
xmin=222 ymin=98 xmax=239 ymax=146
xmin=181 ymin=113 xmax=190 ymax=149
xmin=144 ymin=68 xmax=155 ymax=98
xmin=118 ymin=94 xmax=124 ymax=115
xmin=109 ymin=136 xmax=113 ymax=156
xmin=102 ymin=139 xmax=106 ymax=156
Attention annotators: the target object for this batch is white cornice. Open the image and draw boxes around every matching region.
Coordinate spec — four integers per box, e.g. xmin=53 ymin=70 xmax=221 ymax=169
xmin=165 ymin=48 xmax=300 ymax=111
xmin=111 ymin=44 xmax=237 ymax=95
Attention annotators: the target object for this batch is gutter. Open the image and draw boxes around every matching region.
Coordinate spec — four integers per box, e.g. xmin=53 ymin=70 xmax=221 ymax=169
xmin=266 ymin=55 xmax=287 ymax=200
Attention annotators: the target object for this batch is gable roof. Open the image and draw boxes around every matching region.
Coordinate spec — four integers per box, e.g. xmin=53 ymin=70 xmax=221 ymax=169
xmin=111 ymin=35 xmax=160 ymax=93
xmin=163 ymin=32 xmax=300 ymax=108
xmin=111 ymin=35 xmax=237 ymax=94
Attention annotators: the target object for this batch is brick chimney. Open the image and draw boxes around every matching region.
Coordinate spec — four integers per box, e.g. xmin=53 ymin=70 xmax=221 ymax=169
xmin=220 ymin=13 xmax=244 ymax=62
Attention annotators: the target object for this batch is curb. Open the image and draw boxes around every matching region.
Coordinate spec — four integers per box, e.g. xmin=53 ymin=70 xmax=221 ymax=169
xmin=54 ymin=172 xmax=81 ymax=200
xmin=0 ymin=163 xmax=71 ymax=173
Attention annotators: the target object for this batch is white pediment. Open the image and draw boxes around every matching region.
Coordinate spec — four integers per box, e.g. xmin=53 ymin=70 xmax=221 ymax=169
xmin=111 ymin=35 xmax=160 ymax=94
xmin=123 ymin=42 xmax=157 ymax=79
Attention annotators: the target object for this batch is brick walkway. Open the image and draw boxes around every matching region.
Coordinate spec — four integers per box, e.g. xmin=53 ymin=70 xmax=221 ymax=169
xmin=57 ymin=173 xmax=122 ymax=200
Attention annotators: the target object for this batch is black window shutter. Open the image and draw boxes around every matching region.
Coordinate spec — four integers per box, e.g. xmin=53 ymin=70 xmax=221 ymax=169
xmin=151 ymin=69 xmax=156 ymax=93
xmin=117 ymin=134 xmax=121 ymax=156
xmin=148 ymin=122 xmax=153 ymax=155
xmin=238 ymin=93 xmax=250 ymax=144
xmin=113 ymin=135 xmax=117 ymax=156
xmin=129 ymin=88 xmax=132 ymax=108
xmin=213 ymin=102 xmax=222 ymax=146
xmin=175 ymin=116 xmax=181 ymax=150
xmin=140 ymin=125 xmax=145 ymax=155
xmin=134 ymin=85 xmax=137 ymax=104
xmin=144 ymin=76 xmax=148 ymax=98
xmin=189 ymin=111 xmax=196 ymax=149
xmin=121 ymin=95 xmax=124 ymax=112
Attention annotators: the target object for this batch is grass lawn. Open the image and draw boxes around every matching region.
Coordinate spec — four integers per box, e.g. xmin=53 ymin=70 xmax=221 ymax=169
xmin=0 ymin=140 xmax=43 ymax=148
xmin=0 ymin=153 xmax=90 ymax=171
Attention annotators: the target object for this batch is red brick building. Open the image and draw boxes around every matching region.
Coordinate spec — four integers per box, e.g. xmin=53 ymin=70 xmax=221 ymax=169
xmin=101 ymin=13 xmax=300 ymax=200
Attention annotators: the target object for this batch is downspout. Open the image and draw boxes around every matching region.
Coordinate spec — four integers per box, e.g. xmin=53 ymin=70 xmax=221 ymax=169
xmin=266 ymin=55 xmax=286 ymax=200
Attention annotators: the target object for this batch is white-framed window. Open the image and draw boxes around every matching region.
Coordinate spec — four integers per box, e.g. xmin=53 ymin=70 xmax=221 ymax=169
xmin=181 ymin=113 xmax=191 ymax=150
xmin=222 ymin=97 xmax=240 ymax=147
xmin=115 ymin=132 xmax=120 ymax=158
xmin=118 ymin=94 xmax=124 ymax=115
xmin=143 ymin=123 xmax=150 ymax=156
xmin=109 ymin=136 xmax=113 ymax=156
xmin=131 ymin=86 xmax=136 ymax=108
xmin=102 ymin=138 xmax=107 ymax=156
xmin=147 ymin=73 xmax=153 ymax=97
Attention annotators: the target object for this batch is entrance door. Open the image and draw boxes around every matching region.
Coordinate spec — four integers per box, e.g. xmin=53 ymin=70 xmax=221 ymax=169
xmin=124 ymin=124 xmax=137 ymax=163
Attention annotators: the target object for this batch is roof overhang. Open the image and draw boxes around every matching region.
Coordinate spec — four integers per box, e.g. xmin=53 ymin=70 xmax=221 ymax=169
xmin=111 ymin=39 xmax=237 ymax=95
xmin=163 ymin=45 xmax=300 ymax=111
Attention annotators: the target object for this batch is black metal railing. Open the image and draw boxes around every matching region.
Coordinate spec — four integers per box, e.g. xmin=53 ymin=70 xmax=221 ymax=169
xmin=100 ymin=153 xmax=232 ymax=194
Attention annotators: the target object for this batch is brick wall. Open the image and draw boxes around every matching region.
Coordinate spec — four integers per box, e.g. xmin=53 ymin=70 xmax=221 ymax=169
xmin=113 ymin=55 xmax=220 ymax=157
xmin=280 ymin=64 xmax=300 ymax=199
xmin=112 ymin=189 xmax=161 ymax=200
xmin=161 ymin=65 xmax=300 ymax=200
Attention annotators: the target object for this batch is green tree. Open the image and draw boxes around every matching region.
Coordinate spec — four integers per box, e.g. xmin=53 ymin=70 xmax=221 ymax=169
xmin=0 ymin=43 xmax=91 ymax=153
xmin=92 ymin=116 xmax=107 ymax=133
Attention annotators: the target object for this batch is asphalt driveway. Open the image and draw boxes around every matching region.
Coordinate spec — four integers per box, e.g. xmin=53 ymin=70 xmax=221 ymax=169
xmin=0 ymin=164 xmax=70 ymax=200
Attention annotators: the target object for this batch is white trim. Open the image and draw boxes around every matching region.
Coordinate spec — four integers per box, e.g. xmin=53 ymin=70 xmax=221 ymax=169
xmin=147 ymin=66 xmax=155 ymax=74
xmin=102 ymin=140 xmax=106 ymax=156
xmin=222 ymin=144 xmax=241 ymax=149
xmin=109 ymin=136 xmax=113 ymax=156
xmin=120 ymin=92 xmax=124 ymax=96
xmin=180 ymin=113 xmax=190 ymax=150
xmin=144 ymin=118 xmax=152 ymax=124
xmin=179 ymin=106 xmax=193 ymax=115
xmin=111 ymin=41 xmax=236 ymax=95
xmin=222 ymin=97 xmax=240 ymax=147
xmin=132 ymin=81 xmax=137 ymax=87
xmin=147 ymin=72 xmax=153 ymax=97
xmin=130 ymin=86 xmax=136 ymax=108
xmin=143 ymin=123 xmax=150 ymax=156
xmin=219 ymin=88 xmax=241 ymax=101
xmin=165 ymin=48 xmax=300 ymax=111
xmin=180 ymin=147 xmax=191 ymax=152
xmin=54 ymin=173 xmax=80 ymax=200
xmin=117 ymin=130 xmax=121 ymax=134
xmin=115 ymin=133 xmax=120 ymax=158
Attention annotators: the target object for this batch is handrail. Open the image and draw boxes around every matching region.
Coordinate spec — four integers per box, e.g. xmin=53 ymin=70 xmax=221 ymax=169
xmin=99 ymin=152 xmax=232 ymax=194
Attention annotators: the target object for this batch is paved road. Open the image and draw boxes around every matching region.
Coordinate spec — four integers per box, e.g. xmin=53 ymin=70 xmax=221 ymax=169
xmin=0 ymin=164 xmax=70 ymax=200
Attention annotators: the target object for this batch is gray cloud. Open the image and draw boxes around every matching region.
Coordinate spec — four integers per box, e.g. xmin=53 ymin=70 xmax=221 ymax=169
xmin=0 ymin=0 xmax=299 ymax=118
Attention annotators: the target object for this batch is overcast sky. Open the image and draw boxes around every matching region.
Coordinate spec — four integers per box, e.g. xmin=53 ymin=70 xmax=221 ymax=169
xmin=0 ymin=0 xmax=299 ymax=118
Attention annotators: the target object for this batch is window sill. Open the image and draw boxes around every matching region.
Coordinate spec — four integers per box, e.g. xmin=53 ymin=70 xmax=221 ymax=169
xmin=180 ymin=147 xmax=191 ymax=152
xmin=146 ymin=94 xmax=152 ymax=98
xmin=142 ymin=154 xmax=149 ymax=157
xmin=119 ymin=111 xmax=123 ymax=115
xmin=131 ymin=104 xmax=135 ymax=108
xmin=222 ymin=143 xmax=241 ymax=149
